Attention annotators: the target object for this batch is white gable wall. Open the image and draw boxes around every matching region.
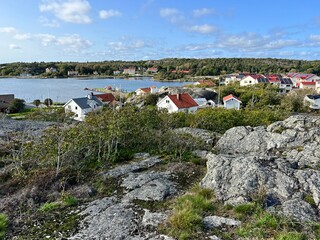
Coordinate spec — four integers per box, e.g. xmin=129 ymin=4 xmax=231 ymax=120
xmin=157 ymin=96 xmax=179 ymax=113
xmin=240 ymin=76 xmax=256 ymax=87
xmin=224 ymin=99 xmax=241 ymax=110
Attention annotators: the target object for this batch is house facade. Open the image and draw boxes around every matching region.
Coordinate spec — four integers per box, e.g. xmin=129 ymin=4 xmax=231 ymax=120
xmin=299 ymin=82 xmax=316 ymax=90
xmin=135 ymin=86 xmax=158 ymax=96
xmin=67 ymin=71 xmax=79 ymax=77
xmin=45 ymin=67 xmax=57 ymax=73
xmin=304 ymin=95 xmax=320 ymax=110
xmin=64 ymin=93 xmax=103 ymax=121
xmin=123 ymin=68 xmax=136 ymax=75
xmin=146 ymin=67 xmax=158 ymax=74
xmin=223 ymin=94 xmax=241 ymax=110
xmin=240 ymin=75 xmax=268 ymax=87
xmin=157 ymin=93 xmax=198 ymax=113
xmin=279 ymin=78 xmax=293 ymax=93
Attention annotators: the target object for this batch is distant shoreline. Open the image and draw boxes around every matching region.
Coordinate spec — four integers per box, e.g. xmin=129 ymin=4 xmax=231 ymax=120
xmin=0 ymin=75 xmax=195 ymax=82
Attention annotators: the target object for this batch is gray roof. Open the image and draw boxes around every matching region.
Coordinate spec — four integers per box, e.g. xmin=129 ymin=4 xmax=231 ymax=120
xmin=257 ymin=78 xmax=269 ymax=83
xmin=280 ymin=78 xmax=293 ymax=84
xmin=306 ymin=95 xmax=320 ymax=100
xmin=68 ymin=95 xmax=103 ymax=109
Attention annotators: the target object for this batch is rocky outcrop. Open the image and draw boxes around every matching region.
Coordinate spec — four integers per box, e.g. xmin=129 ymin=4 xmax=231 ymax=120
xmin=70 ymin=155 xmax=177 ymax=240
xmin=203 ymin=216 xmax=241 ymax=229
xmin=201 ymin=115 xmax=320 ymax=222
xmin=173 ymin=127 xmax=220 ymax=146
xmin=122 ymin=171 xmax=176 ymax=202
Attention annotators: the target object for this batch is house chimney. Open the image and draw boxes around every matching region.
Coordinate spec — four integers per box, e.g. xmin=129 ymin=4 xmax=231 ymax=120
xmin=88 ymin=92 xmax=93 ymax=99
xmin=176 ymin=93 xmax=180 ymax=100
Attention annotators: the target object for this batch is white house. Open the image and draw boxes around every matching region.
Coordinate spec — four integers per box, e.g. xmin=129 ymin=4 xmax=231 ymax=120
xmin=288 ymin=73 xmax=320 ymax=87
xmin=123 ymin=67 xmax=136 ymax=75
xmin=240 ymin=75 xmax=268 ymax=87
xmin=279 ymin=78 xmax=293 ymax=93
xmin=299 ymin=82 xmax=316 ymax=90
xmin=64 ymin=93 xmax=103 ymax=121
xmin=223 ymin=94 xmax=241 ymax=110
xmin=68 ymin=71 xmax=79 ymax=77
xmin=135 ymin=86 xmax=158 ymax=96
xmin=225 ymin=74 xmax=243 ymax=85
xmin=157 ymin=93 xmax=199 ymax=113
xmin=45 ymin=67 xmax=57 ymax=73
xmin=304 ymin=95 xmax=320 ymax=110
xmin=316 ymin=81 xmax=320 ymax=93
xmin=146 ymin=67 xmax=158 ymax=74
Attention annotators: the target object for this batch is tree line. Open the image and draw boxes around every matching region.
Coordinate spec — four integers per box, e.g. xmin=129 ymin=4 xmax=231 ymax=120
xmin=1 ymin=58 xmax=320 ymax=79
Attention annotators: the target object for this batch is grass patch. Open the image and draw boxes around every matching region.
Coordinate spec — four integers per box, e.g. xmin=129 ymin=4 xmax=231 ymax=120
xmin=62 ymin=195 xmax=78 ymax=207
xmin=0 ymin=213 xmax=8 ymax=240
xmin=303 ymin=194 xmax=317 ymax=208
xmin=163 ymin=186 xmax=215 ymax=239
xmin=234 ymin=203 xmax=257 ymax=217
xmin=276 ymin=231 xmax=308 ymax=240
xmin=39 ymin=202 xmax=61 ymax=212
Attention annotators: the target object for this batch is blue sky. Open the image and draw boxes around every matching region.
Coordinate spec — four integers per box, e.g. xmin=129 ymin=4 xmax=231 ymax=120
xmin=1 ymin=0 xmax=320 ymax=63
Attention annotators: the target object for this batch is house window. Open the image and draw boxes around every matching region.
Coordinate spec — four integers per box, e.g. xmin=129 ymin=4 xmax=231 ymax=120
xmin=75 ymin=106 xmax=78 ymax=110
xmin=166 ymin=100 xmax=170 ymax=103
xmin=68 ymin=105 xmax=71 ymax=109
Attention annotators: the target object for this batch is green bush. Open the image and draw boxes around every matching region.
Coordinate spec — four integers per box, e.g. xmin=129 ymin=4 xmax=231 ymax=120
xmin=8 ymin=98 xmax=25 ymax=113
xmin=165 ymin=187 xmax=215 ymax=239
xmin=63 ymin=195 xmax=78 ymax=207
xmin=276 ymin=232 xmax=308 ymax=240
xmin=0 ymin=213 xmax=8 ymax=240
xmin=39 ymin=202 xmax=61 ymax=212
xmin=234 ymin=203 xmax=257 ymax=216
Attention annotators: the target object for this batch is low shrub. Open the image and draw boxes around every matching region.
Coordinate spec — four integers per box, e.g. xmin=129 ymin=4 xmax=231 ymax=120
xmin=0 ymin=213 xmax=8 ymax=240
xmin=39 ymin=202 xmax=61 ymax=212
xmin=164 ymin=187 xmax=215 ymax=239
xmin=62 ymin=195 xmax=78 ymax=207
xmin=276 ymin=231 xmax=308 ymax=240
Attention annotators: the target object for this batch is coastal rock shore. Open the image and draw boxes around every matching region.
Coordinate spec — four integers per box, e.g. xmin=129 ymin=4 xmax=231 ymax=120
xmin=201 ymin=115 xmax=320 ymax=222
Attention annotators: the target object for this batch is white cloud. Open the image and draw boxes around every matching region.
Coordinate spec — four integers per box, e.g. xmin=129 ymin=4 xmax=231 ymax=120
xmin=141 ymin=0 xmax=155 ymax=11
xmin=108 ymin=39 xmax=145 ymax=51
xmin=39 ymin=16 xmax=60 ymax=27
xmin=309 ymin=34 xmax=320 ymax=41
xmin=14 ymin=33 xmax=32 ymax=40
xmin=187 ymin=24 xmax=216 ymax=34
xmin=216 ymin=32 xmax=270 ymax=51
xmin=0 ymin=27 xmax=17 ymax=33
xmin=264 ymin=39 xmax=298 ymax=49
xmin=160 ymin=8 xmax=184 ymax=24
xmin=39 ymin=0 xmax=91 ymax=24
xmin=9 ymin=44 xmax=21 ymax=50
xmin=36 ymin=33 xmax=57 ymax=46
xmin=35 ymin=33 xmax=92 ymax=52
xmin=181 ymin=43 xmax=215 ymax=51
xmin=57 ymin=34 xmax=92 ymax=50
xmin=193 ymin=8 xmax=213 ymax=18
xmin=99 ymin=10 xmax=122 ymax=19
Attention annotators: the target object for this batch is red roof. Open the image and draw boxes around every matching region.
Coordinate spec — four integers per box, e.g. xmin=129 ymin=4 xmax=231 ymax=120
xmin=196 ymin=80 xmax=215 ymax=86
xmin=147 ymin=67 xmax=158 ymax=71
xmin=301 ymin=82 xmax=316 ymax=85
xmin=138 ymin=87 xmax=151 ymax=93
xmin=243 ymin=73 xmax=265 ymax=79
xmin=268 ymin=79 xmax=281 ymax=83
xmin=168 ymin=93 xmax=198 ymax=109
xmin=223 ymin=94 xmax=241 ymax=103
xmin=94 ymin=93 xmax=116 ymax=103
